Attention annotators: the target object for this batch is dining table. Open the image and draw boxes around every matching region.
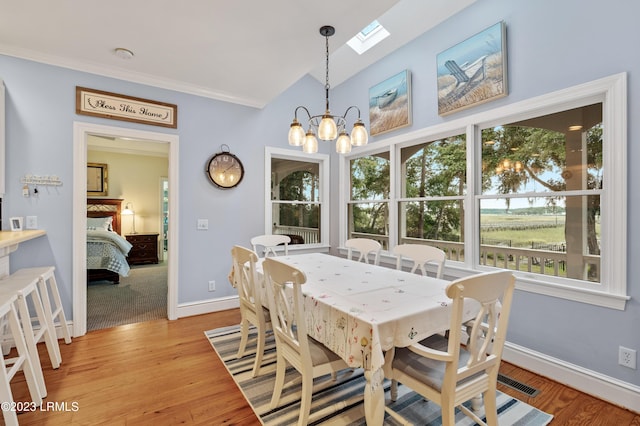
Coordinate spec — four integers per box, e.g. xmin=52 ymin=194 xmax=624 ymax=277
xmin=254 ymin=252 xmax=481 ymax=426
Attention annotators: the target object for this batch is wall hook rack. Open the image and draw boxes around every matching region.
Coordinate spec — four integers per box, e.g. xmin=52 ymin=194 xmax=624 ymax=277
xmin=20 ymin=175 xmax=63 ymax=186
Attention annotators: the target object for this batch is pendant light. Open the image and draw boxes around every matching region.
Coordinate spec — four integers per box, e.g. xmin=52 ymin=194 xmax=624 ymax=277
xmin=288 ymin=26 xmax=368 ymax=154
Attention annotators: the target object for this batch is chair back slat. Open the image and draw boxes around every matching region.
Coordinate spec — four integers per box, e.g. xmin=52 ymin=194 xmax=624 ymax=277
xmin=251 ymin=234 xmax=291 ymax=257
xmin=262 ymin=258 xmax=311 ymax=360
xmin=345 ymin=238 xmax=382 ymax=265
xmin=446 ymin=270 xmax=515 ymax=372
xmin=231 ymin=245 xmax=261 ymax=310
xmin=393 ymin=244 xmax=446 ymax=278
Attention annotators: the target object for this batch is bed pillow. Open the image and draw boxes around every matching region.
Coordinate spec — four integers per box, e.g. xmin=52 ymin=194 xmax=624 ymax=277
xmin=87 ymin=216 xmax=113 ymax=231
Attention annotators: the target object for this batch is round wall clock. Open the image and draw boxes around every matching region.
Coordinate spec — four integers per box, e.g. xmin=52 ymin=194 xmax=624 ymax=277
xmin=206 ymin=146 xmax=245 ymax=189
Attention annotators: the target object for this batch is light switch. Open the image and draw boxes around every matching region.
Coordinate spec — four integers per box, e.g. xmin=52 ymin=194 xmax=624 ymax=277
xmin=26 ymin=216 xmax=38 ymax=229
xmin=197 ymin=219 xmax=209 ymax=230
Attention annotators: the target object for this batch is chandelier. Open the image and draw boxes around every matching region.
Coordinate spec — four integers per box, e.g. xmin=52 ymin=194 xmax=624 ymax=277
xmin=495 ymin=158 xmax=523 ymax=174
xmin=288 ymin=25 xmax=368 ymax=154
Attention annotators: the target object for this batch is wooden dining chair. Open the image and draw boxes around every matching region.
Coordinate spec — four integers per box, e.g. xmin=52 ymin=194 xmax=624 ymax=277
xmin=345 ymin=238 xmax=382 ymax=265
xmin=262 ymin=257 xmax=360 ymax=426
xmin=231 ymin=245 xmax=272 ymax=377
xmin=383 ymin=270 xmax=515 ymax=426
xmin=250 ymin=234 xmax=291 ymax=257
xmin=393 ymin=243 xmax=446 ymax=278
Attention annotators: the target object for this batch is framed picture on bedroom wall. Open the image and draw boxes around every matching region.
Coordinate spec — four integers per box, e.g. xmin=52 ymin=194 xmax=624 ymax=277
xmin=87 ymin=162 xmax=108 ymax=196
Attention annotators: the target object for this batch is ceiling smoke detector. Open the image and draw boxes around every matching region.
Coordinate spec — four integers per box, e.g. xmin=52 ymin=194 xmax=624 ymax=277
xmin=114 ymin=48 xmax=134 ymax=60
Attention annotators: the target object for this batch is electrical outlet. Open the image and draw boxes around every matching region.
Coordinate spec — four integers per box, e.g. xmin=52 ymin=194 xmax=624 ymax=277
xmin=197 ymin=219 xmax=209 ymax=230
xmin=208 ymin=280 xmax=215 ymax=292
xmin=619 ymin=346 xmax=637 ymax=369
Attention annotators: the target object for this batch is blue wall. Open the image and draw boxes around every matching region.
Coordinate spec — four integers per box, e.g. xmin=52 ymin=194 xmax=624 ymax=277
xmin=328 ymin=0 xmax=640 ymax=389
xmin=1 ymin=0 xmax=638 ymax=391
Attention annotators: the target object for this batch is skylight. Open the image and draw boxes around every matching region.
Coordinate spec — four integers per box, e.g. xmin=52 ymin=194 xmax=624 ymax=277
xmin=347 ymin=20 xmax=390 ymax=55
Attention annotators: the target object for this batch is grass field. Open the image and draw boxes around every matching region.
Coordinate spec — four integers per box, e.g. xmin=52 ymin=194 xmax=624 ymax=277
xmin=480 ymin=214 xmax=567 ymax=248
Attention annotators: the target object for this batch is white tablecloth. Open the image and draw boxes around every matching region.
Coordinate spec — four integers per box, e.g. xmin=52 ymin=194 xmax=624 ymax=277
xmin=257 ymin=253 xmax=479 ymax=371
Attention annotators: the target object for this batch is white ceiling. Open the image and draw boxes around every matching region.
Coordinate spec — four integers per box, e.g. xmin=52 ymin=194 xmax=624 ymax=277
xmin=0 ymin=0 xmax=475 ymax=109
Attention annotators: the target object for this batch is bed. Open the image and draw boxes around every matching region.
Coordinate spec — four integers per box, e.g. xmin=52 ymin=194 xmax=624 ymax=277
xmin=87 ymin=198 xmax=132 ymax=284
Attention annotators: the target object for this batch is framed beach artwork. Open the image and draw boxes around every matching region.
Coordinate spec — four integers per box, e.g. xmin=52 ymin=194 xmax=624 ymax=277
xmin=369 ymin=70 xmax=412 ymax=136
xmin=437 ymin=21 xmax=507 ymax=116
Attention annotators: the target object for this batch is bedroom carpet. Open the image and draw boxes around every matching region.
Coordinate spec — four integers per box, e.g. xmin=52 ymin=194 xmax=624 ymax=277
xmin=205 ymin=325 xmax=554 ymax=426
xmin=87 ymin=263 xmax=167 ymax=331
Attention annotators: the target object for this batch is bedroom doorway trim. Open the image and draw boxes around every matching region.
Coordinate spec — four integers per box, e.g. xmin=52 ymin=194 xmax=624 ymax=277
xmin=73 ymin=121 xmax=179 ymax=336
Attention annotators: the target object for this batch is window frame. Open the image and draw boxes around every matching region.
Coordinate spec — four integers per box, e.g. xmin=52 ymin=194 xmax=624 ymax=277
xmin=340 ymin=73 xmax=627 ymax=309
xmin=265 ymin=146 xmax=330 ymax=249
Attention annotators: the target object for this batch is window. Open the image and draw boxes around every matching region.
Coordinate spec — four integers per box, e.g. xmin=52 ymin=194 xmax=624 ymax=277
xmin=399 ymin=133 xmax=466 ymax=260
xmin=480 ymin=104 xmax=602 ymax=283
xmin=342 ymin=73 xmax=627 ymax=309
xmin=348 ymin=151 xmax=390 ymax=249
xmin=347 ymin=20 xmax=390 ymax=55
xmin=265 ymin=147 xmax=329 ymax=246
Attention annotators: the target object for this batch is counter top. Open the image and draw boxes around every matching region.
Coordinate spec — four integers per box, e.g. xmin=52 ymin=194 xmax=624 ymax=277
xmin=0 ymin=230 xmax=46 ymax=251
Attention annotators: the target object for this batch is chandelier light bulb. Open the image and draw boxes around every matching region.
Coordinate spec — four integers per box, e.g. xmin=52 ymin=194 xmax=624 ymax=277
xmin=288 ymin=119 xmax=305 ymax=146
xmin=318 ymin=113 xmax=338 ymax=140
xmin=303 ymin=129 xmax=318 ymax=153
xmin=350 ymin=120 xmax=368 ymax=146
xmin=336 ymin=130 xmax=351 ymax=154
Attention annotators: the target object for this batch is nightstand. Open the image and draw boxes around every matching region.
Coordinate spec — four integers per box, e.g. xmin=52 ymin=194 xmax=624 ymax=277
xmin=125 ymin=233 xmax=159 ymax=265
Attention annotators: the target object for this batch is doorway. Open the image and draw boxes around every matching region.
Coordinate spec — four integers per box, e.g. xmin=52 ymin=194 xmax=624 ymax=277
xmin=161 ymin=177 xmax=169 ymax=261
xmin=73 ymin=122 xmax=179 ymax=337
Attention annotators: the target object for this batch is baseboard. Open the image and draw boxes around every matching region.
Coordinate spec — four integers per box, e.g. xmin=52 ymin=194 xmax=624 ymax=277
xmin=503 ymin=341 xmax=640 ymax=413
xmin=176 ymin=295 xmax=239 ymax=318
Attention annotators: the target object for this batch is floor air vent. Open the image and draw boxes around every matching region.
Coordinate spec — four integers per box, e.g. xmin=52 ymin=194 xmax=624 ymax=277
xmin=497 ymin=373 xmax=540 ymax=397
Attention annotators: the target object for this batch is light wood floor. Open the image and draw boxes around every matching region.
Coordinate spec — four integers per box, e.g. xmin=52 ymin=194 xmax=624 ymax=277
xmin=9 ymin=309 xmax=640 ymax=425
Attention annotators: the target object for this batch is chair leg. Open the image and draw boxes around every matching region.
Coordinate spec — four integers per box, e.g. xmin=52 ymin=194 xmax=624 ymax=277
xmin=39 ymin=270 xmax=72 ymax=344
xmin=0 ymin=363 xmax=19 ymax=426
xmin=484 ymin=387 xmax=498 ymax=425
xmin=236 ymin=318 xmax=249 ymax=359
xmin=251 ymin=326 xmax=266 ymax=377
xmin=298 ymin=372 xmax=313 ymax=426
xmin=7 ymin=305 xmax=42 ymax=406
xmin=270 ymin=358 xmax=286 ymax=409
xmin=29 ymin=287 xmax=62 ymax=368
xmin=440 ymin=398 xmax=456 ymax=426
xmin=390 ymin=379 xmax=399 ymax=401
xmin=13 ymin=297 xmax=47 ymax=398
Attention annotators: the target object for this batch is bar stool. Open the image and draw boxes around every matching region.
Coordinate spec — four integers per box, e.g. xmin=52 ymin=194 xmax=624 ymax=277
xmin=0 ymin=292 xmax=43 ymax=426
xmin=12 ymin=267 xmax=72 ymax=345
xmin=0 ymin=273 xmax=60 ymax=398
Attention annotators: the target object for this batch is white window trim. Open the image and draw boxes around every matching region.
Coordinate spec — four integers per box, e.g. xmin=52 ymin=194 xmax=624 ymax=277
xmin=340 ymin=73 xmax=627 ymax=310
xmin=265 ymin=146 xmax=330 ymax=249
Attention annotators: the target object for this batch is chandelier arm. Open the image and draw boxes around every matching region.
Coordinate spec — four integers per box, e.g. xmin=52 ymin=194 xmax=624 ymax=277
xmin=293 ymin=106 xmax=312 ymax=121
xmin=341 ymin=105 xmax=362 ymax=120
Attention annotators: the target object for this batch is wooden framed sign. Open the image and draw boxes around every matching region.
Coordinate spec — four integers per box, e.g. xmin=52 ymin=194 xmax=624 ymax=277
xmin=76 ymin=87 xmax=177 ymax=128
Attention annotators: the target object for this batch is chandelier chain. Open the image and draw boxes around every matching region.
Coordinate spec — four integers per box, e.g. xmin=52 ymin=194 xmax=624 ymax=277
xmin=324 ymin=31 xmax=331 ymax=111
xmin=325 ymin=33 xmax=330 ymax=91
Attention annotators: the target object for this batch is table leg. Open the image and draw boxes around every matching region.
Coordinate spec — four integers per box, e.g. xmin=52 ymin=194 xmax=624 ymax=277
xmin=364 ymin=368 xmax=385 ymax=425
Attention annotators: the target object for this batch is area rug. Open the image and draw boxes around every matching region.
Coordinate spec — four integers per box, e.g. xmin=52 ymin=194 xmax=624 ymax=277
xmin=205 ymin=325 xmax=554 ymax=426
